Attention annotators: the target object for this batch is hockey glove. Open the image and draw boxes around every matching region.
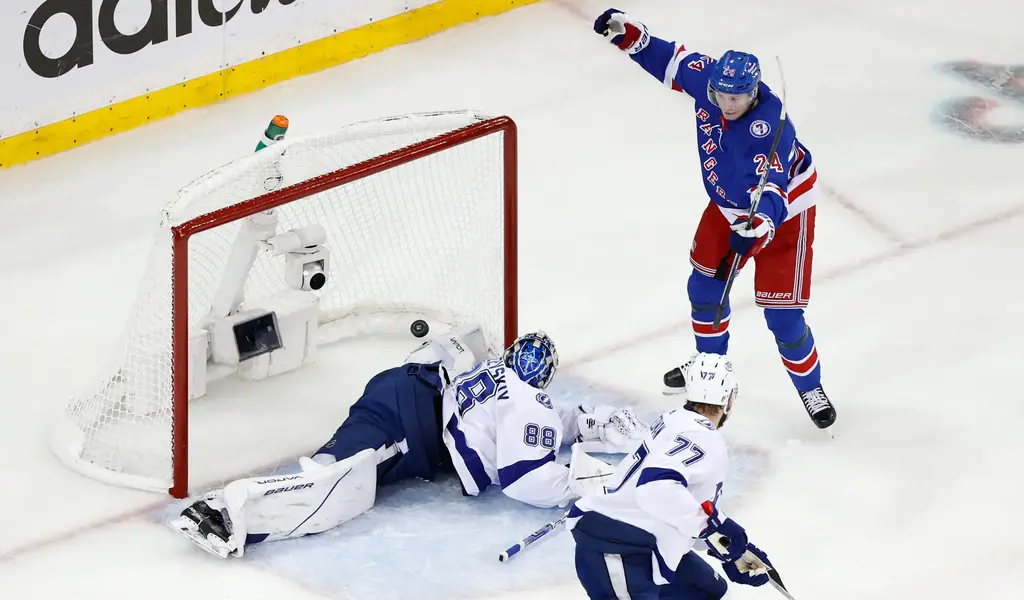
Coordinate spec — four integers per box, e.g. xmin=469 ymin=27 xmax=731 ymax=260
xmin=593 ymin=9 xmax=650 ymax=55
xmin=575 ymin=405 xmax=648 ymax=453
xmin=698 ymin=501 xmax=749 ymax=562
xmin=722 ymin=543 xmax=773 ymax=587
xmin=728 ymin=213 xmax=775 ymax=258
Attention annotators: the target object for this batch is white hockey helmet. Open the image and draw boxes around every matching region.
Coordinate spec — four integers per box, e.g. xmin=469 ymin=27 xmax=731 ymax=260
xmin=685 ymin=353 xmax=739 ymax=426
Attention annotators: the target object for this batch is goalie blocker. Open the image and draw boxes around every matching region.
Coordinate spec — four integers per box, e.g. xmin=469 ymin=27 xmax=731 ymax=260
xmin=169 ymin=325 xmax=647 ymax=558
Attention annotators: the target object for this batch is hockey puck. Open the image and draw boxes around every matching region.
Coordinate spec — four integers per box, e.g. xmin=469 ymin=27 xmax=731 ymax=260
xmin=410 ymin=319 xmax=430 ymax=338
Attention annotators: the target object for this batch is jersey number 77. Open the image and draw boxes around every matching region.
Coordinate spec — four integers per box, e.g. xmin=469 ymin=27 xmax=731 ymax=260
xmin=603 ymin=435 xmax=710 ymax=494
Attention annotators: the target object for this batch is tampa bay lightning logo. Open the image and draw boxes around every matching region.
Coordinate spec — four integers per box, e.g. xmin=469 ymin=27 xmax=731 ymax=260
xmin=750 ymin=120 xmax=771 ymax=138
xmin=535 ymin=393 xmax=553 ymax=409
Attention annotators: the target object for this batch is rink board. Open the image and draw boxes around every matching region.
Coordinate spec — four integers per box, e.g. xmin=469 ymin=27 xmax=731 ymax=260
xmin=153 ymin=375 xmax=769 ymax=599
xmin=0 ymin=0 xmax=542 ymax=170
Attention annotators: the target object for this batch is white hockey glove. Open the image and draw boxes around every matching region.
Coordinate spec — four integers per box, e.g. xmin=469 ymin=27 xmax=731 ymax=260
xmin=404 ymin=322 xmax=490 ymax=378
xmin=567 ymin=443 xmax=616 ymax=500
xmin=575 ymin=405 xmax=648 ymax=454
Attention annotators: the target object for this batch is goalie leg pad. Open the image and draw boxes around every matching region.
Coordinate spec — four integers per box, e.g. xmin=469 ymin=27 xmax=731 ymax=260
xmin=221 ymin=448 xmax=378 ymax=556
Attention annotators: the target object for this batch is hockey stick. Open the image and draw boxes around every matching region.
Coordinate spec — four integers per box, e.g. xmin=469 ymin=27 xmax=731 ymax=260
xmin=497 ymin=511 xmax=568 ymax=562
xmin=712 ymin=57 xmax=788 ymax=330
xmin=701 ymin=502 xmax=795 ymax=599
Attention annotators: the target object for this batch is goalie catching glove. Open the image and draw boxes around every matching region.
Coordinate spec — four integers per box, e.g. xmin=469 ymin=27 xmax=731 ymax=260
xmin=574 ymin=405 xmax=648 ymax=454
xmin=562 ymin=406 xmax=648 ymax=503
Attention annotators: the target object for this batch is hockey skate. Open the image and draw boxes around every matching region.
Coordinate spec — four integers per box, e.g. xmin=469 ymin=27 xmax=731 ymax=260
xmin=662 ymin=353 xmax=698 ymax=395
xmin=799 ymin=385 xmax=836 ymax=429
xmin=167 ymin=499 xmax=238 ymax=559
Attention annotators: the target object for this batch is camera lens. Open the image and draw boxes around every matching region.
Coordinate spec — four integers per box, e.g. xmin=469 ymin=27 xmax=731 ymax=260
xmin=303 ymin=262 xmax=326 ymax=291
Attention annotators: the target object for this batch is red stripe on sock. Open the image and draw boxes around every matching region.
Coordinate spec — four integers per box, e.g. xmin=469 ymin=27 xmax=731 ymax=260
xmin=693 ymin=318 xmax=729 ymax=337
xmin=782 ymin=347 xmax=819 ymax=375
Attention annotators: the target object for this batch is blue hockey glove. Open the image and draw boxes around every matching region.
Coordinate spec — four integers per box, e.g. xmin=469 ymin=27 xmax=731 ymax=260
xmin=728 ymin=213 xmax=775 ymax=258
xmin=698 ymin=502 xmax=749 ymax=562
xmin=722 ymin=543 xmax=773 ymax=587
xmin=593 ymin=9 xmax=650 ymax=54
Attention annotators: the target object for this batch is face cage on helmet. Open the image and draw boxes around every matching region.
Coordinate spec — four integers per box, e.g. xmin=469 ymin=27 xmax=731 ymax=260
xmin=517 ymin=352 xmax=554 ymax=388
xmin=505 ymin=341 xmax=556 ymax=389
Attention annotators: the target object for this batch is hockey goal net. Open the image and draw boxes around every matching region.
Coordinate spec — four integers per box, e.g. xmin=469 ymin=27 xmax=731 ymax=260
xmin=52 ymin=111 xmax=518 ymax=498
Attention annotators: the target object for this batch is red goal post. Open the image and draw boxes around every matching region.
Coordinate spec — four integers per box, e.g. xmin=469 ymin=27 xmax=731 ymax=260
xmin=52 ymin=111 xmax=519 ymax=498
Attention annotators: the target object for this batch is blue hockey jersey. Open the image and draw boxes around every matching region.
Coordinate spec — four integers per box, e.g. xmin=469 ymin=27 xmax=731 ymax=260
xmin=628 ymin=36 xmax=818 ymax=227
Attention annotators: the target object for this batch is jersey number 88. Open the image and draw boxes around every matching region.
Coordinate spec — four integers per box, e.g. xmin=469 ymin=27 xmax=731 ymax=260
xmin=523 ymin=423 xmax=557 ymax=450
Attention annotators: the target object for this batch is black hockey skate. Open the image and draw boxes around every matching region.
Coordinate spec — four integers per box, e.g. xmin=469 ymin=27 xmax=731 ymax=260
xmin=662 ymin=355 xmax=697 ymax=396
xmin=180 ymin=500 xmax=231 ymax=544
xmin=799 ymin=385 xmax=836 ymax=429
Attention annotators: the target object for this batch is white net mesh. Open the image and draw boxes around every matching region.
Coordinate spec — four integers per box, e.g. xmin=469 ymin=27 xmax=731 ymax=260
xmin=53 ymin=111 xmax=512 ymax=493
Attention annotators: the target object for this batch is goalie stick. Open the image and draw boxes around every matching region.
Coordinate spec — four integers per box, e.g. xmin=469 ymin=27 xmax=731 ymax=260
xmin=497 ymin=511 xmax=568 ymax=562
xmin=713 ymin=57 xmax=788 ymax=330
xmin=701 ymin=502 xmax=796 ymax=600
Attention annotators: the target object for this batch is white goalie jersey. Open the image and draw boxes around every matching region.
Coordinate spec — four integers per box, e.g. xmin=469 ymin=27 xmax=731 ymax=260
xmin=168 ymin=324 xmax=647 ymax=558
xmin=440 ymin=358 xmax=581 ymax=508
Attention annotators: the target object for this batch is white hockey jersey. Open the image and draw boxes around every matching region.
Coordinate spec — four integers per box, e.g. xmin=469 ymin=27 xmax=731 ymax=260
xmin=569 ymin=408 xmax=729 ymax=583
xmin=441 ymin=358 xmax=579 ymax=508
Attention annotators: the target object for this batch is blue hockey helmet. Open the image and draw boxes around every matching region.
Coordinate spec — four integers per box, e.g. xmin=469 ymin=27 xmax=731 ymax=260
xmin=503 ymin=331 xmax=559 ymax=389
xmin=707 ymin=50 xmax=761 ymax=105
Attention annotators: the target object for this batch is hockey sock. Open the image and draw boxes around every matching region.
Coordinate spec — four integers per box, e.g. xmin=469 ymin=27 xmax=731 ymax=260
xmin=688 ymin=269 xmax=730 ymax=355
xmin=763 ymin=308 xmax=821 ymax=391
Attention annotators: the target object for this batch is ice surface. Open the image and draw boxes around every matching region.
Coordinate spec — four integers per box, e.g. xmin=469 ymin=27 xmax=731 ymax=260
xmin=152 ymin=376 xmax=768 ymax=600
xmin=1 ymin=0 xmax=1023 ymax=599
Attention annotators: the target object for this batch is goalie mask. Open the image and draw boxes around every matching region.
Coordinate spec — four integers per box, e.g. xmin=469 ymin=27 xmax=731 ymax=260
xmin=685 ymin=353 xmax=739 ymax=428
xmin=503 ymin=331 xmax=559 ymax=389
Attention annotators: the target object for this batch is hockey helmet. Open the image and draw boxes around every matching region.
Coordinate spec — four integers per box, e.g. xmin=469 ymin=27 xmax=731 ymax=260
xmin=707 ymin=50 xmax=761 ymax=106
xmin=503 ymin=331 xmax=559 ymax=389
xmin=685 ymin=353 xmax=739 ymax=426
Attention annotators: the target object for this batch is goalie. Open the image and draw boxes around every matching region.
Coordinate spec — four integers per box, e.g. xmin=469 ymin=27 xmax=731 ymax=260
xmin=169 ymin=326 xmax=647 ymax=558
